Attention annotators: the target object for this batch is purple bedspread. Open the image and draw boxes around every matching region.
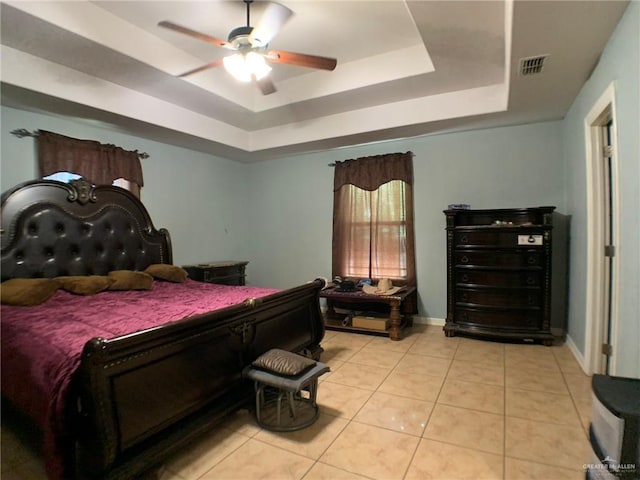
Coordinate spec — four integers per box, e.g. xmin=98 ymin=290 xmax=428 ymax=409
xmin=0 ymin=279 xmax=278 ymax=479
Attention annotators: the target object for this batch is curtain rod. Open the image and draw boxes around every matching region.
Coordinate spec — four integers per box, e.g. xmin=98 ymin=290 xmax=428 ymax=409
xmin=10 ymin=129 xmax=150 ymax=159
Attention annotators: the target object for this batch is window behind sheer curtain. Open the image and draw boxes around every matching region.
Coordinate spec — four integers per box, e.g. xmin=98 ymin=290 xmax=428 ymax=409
xmin=332 ymin=152 xmax=416 ymax=286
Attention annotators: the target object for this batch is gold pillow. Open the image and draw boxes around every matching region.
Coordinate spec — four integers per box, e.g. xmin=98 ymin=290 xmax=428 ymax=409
xmin=107 ymin=270 xmax=153 ymax=291
xmin=1 ymin=278 xmax=60 ymax=306
xmin=145 ymin=264 xmax=188 ymax=283
xmin=55 ymin=275 xmax=113 ymax=295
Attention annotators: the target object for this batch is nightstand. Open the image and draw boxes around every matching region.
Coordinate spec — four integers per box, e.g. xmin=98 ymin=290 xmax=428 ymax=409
xmin=182 ymin=261 xmax=249 ymax=286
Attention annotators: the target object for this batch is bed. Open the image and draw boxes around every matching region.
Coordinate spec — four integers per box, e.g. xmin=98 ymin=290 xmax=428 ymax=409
xmin=1 ymin=179 xmax=325 ymax=479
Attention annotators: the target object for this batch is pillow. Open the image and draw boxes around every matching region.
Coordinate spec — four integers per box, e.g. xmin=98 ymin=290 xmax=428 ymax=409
xmin=252 ymin=349 xmax=317 ymax=377
xmin=1 ymin=278 xmax=60 ymax=306
xmin=107 ymin=270 xmax=153 ymax=291
xmin=55 ymin=275 xmax=113 ymax=295
xmin=145 ymin=264 xmax=188 ymax=283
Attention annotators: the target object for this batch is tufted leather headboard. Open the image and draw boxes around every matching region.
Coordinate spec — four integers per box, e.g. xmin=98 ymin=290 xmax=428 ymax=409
xmin=1 ymin=179 xmax=172 ymax=281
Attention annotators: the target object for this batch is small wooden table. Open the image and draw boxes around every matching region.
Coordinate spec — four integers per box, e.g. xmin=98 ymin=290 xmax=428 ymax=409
xmin=320 ymin=286 xmax=417 ymax=340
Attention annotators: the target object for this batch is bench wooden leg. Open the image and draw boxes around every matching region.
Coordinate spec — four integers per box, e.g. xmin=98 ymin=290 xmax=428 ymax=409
xmin=388 ymin=299 xmax=403 ymax=341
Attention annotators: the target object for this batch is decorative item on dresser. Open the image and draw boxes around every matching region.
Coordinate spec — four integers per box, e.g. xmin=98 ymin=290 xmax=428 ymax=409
xmin=444 ymin=206 xmax=568 ymax=345
xmin=183 ymin=261 xmax=249 ymax=286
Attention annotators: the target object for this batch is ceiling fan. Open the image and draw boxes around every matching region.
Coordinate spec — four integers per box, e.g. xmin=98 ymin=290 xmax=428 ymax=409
xmin=158 ymin=0 xmax=337 ymax=95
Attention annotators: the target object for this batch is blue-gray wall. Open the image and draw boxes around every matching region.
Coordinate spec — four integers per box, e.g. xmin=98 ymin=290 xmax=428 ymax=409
xmin=1 ymin=1 xmax=638 ymax=376
xmin=562 ymin=0 xmax=639 ymax=377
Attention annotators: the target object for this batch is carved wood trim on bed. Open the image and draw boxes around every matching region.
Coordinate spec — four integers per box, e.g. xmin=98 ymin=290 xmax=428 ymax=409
xmin=1 ymin=178 xmax=325 ymax=480
xmin=1 ymin=179 xmax=172 ymax=280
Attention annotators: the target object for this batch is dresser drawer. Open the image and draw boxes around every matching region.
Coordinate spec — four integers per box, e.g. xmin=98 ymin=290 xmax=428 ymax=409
xmin=454 ymin=230 xmax=545 ymax=248
xmin=455 ymin=270 xmax=543 ymax=287
xmin=456 ymin=288 xmax=541 ymax=308
xmin=455 ymin=308 xmax=542 ymax=331
xmin=454 ymin=250 xmax=543 ymax=268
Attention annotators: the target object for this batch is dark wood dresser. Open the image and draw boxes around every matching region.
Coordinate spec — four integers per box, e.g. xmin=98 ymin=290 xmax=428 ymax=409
xmin=444 ymin=207 xmax=568 ymax=345
xmin=182 ymin=261 xmax=249 ymax=286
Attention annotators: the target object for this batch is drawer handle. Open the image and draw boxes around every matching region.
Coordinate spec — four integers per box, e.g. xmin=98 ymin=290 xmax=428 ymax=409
xmin=461 ymin=274 xmax=470 ymax=282
xmin=527 ymin=256 xmax=537 ymax=265
xmin=461 ymin=293 xmax=468 ymax=302
xmin=526 ymin=276 xmax=535 ymax=285
xmin=528 ymin=296 xmax=537 ymax=305
xmin=528 ymin=235 xmax=536 ymax=243
xmin=460 ymin=235 xmax=468 ymax=244
xmin=461 ymin=256 xmax=469 ymax=264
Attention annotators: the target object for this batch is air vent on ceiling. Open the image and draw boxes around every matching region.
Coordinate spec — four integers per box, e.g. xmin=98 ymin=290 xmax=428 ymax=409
xmin=519 ymin=55 xmax=549 ymax=76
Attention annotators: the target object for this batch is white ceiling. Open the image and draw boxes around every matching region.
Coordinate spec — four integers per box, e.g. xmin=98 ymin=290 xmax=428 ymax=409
xmin=0 ymin=0 xmax=629 ymax=162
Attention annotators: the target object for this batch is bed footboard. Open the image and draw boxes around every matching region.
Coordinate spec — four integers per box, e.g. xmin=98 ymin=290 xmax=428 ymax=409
xmin=74 ymin=280 xmax=325 ymax=480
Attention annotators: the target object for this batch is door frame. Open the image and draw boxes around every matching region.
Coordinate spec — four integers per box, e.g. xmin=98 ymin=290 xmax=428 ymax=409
xmin=583 ymin=82 xmax=620 ymax=375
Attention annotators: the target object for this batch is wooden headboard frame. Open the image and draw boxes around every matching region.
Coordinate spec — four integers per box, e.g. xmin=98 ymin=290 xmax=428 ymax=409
xmin=1 ymin=179 xmax=172 ymax=281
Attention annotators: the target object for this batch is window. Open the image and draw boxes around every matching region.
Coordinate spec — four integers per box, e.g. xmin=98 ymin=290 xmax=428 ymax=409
xmin=43 ymin=171 xmax=141 ymax=197
xmin=332 ymin=152 xmax=416 ymax=286
xmin=44 ymin=171 xmax=82 ymax=183
xmin=338 ymin=180 xmax=409 ymax=279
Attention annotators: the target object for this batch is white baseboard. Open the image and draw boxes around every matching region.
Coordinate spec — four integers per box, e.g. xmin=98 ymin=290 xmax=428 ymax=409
xmin=413 ymin=316 xmax=445 ymax=326
xmin=565 ymin=333 xmax=590 ymax=375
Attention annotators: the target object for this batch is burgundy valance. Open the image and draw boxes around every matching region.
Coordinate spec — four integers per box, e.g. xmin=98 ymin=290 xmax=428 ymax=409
xmin=333 ymin=151 xmax=413 ymax=191
xmin=38 ymin=130 xmax=144 ymax=187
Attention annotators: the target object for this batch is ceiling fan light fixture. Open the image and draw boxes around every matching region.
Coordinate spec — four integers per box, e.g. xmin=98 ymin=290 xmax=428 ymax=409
xmin=223 ymin=52 xmax=271 ymax=82
xmin=158 ymin=0 xmax=336 ymax=95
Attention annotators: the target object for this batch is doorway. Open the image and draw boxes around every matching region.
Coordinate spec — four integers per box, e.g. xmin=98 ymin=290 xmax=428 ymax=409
xmin=585 ymin=83 xmax=619 ymax=375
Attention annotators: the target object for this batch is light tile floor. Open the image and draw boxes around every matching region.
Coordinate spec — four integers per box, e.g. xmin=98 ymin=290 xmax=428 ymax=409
xmin=1 ymin=325 xmax=594 ymax=479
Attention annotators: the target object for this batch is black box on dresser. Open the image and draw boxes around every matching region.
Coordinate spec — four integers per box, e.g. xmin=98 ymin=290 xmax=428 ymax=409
xmin=444 ymin=206 xmax=568 ymax=345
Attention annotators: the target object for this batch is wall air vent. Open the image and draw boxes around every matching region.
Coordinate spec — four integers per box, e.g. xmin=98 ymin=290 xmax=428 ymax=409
xmin=519 ymin=55 xmax=549 ymax=76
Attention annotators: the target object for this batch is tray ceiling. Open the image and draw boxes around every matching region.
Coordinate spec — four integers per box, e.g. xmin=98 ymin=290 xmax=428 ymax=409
xmin=0 ymin=1 xmax=629 ymax=161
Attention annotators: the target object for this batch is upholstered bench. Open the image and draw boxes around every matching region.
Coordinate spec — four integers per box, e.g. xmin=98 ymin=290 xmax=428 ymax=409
xmin=243 ymin=349 xmax=330 ymax=431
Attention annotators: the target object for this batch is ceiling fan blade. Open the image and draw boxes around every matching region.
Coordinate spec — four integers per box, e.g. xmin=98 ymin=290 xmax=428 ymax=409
xmin=255 ymin=75 xmax=277 ymax=95
xmin=158 ymin=21 xmax=229 ymax=48
xmin=177 ymin=58 xmax=225 ymax=77
xmin=250 ymin=2 xmax=293 ymax=46
xmin=267 ymin=50 xmax=337 ymax=71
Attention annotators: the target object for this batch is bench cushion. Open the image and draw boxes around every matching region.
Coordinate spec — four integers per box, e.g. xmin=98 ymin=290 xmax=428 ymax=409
xmin=252 ymin=348 xmax=316 ymax=376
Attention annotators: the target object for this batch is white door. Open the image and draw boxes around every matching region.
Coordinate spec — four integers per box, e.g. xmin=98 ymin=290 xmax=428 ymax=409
xmin=585 ymin=83 xmax=619 ymax=375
